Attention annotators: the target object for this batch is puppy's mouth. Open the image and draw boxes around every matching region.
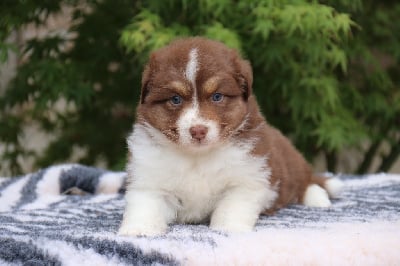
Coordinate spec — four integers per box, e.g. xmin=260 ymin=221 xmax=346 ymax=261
xmin=181 ymin=139 xmax=220 ymax=154
xmin=184 ymin=137 xmax=217 ymax=150
xmin=188 ymin=137 xmax=212 ymax=146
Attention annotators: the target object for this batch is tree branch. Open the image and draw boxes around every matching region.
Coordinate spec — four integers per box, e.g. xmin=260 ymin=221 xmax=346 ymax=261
xmin=356 ymin=140 xmax=382 ymax=174
xmin=377 ymin=140 xmax=400 ymax=172
xmin=326 ymin=151 xmax=337 ymax=173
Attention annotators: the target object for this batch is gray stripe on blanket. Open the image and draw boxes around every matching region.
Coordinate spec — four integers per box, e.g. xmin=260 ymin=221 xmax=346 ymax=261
xmin=59 ymin=165 xmax=105 ymax=194
xmin=13 ymin=169 xmax=46 ymax=209
xmin=0 ymin=238 xmax=61 ymax=265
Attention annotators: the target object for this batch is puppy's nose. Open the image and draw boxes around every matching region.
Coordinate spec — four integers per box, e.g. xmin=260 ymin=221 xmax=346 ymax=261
xmin=189 ymin=125 xmax=208 ymax=141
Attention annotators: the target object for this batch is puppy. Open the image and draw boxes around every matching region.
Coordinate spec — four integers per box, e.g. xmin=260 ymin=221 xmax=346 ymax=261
xmin=118 ymin=37 xmax=342 ymax=236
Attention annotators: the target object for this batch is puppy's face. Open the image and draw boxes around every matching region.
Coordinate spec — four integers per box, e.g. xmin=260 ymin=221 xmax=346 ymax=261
xmin=137 ymin=38 xmax=253 ymax=150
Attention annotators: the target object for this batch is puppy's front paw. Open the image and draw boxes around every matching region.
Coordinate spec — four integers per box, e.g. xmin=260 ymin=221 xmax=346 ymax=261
xmin=118 ymin=223 xmax=166 ymax=237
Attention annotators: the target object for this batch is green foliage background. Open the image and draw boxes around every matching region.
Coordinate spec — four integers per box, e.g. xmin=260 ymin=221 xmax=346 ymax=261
xmin=0 ymin=0 xmax=399 ymax=175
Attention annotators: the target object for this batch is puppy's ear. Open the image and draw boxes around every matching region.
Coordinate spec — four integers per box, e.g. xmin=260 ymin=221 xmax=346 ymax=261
xmin=140 ymin=54 xmax=157 ymax=104
xmin=232 ymin=51 xmax=253 ymax=100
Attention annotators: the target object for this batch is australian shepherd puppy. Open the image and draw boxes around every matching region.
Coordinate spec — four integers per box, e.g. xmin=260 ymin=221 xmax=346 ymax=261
xmin=118 ymin=37 xmax=342 ymax=236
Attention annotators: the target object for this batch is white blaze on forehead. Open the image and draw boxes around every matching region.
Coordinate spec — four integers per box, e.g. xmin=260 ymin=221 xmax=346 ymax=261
xmin=178 ymin=48 xmax=219 ymax=147
xmin=185 ymin=48 xmax=199 ymax=88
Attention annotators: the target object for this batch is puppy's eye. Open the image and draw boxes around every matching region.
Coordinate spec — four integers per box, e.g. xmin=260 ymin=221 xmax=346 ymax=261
xmin=211 ymin=92 xmax=224 ymax=102
xmin=170 ymin=95 xmax=183 ymax=105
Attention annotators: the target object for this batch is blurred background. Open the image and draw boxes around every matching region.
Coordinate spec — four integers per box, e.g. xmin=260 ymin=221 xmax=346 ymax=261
xmin=0 ymin=0 xmax=399 ymax=176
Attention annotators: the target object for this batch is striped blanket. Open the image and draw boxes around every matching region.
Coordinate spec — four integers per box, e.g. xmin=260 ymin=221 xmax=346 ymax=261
xmin=0 ymin=164 xmax=399 ymax=265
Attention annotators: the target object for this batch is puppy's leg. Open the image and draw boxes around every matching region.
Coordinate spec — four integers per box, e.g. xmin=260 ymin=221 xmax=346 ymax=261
xmin=118 ymin=190 xmax=175 ymax=236
xmin=210 ymin=187 xmax=273 ymax=233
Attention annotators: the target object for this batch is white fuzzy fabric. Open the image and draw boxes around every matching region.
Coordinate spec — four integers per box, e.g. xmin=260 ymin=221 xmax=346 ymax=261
xmin=0 ymin=165 xmax=399 ymax=265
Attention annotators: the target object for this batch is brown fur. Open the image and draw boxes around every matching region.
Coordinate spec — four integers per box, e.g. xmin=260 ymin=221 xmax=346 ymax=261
xmin=136 ymin=37 xmax=327 ymax=213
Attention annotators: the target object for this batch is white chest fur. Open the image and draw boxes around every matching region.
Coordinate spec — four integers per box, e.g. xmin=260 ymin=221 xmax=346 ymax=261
xmin=126 ymin=124 xmax=276 ymax=222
